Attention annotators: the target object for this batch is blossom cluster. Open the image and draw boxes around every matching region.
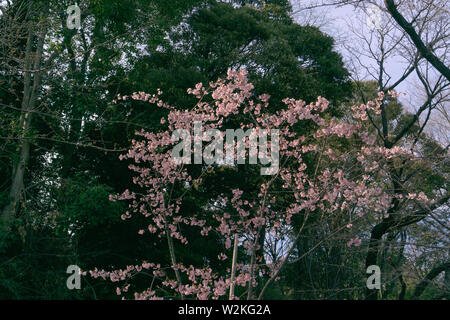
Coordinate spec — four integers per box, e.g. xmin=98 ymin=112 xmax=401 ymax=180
xmin=89 ymin=69 xmax=432 ymax=300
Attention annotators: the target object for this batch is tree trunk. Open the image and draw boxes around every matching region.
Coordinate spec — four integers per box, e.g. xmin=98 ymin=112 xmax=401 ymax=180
xmin=1 ymin=3 xmax=47 ymax=230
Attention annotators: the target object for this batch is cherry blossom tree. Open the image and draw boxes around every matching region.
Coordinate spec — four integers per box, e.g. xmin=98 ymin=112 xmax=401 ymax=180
xmin=86 ymin=69 xmax=441 ymax=300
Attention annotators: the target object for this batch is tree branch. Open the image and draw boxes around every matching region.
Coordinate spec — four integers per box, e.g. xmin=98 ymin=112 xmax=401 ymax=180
xmin=384 ymin=0 xmax=450 ymax=81
xmin=413 ymin=261 xmax=450 ymax=299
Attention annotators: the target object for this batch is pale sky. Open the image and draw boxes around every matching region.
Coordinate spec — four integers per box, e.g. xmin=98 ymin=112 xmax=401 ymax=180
xmin=291 ymin=2 xmax=411 ymax=96
xmin=290 ymin=1 xmax=449 ymax=144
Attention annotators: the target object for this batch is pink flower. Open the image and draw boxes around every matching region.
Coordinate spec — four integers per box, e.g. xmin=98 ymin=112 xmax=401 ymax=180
xmin=218 ymin=253 xmax=227 ymax=261
xmin=347 ymin=238 xmax=362 ymax=247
